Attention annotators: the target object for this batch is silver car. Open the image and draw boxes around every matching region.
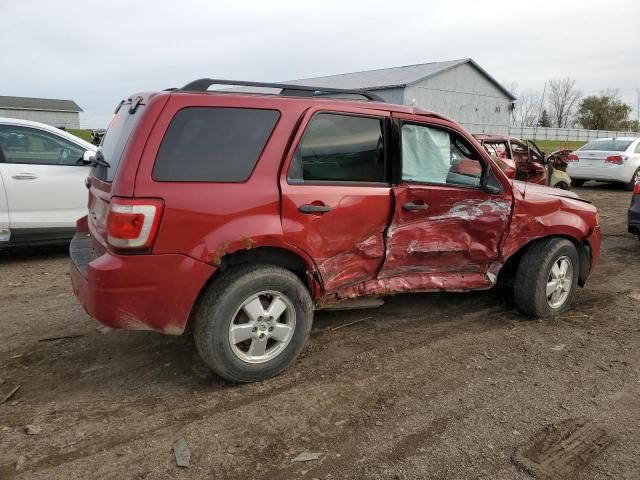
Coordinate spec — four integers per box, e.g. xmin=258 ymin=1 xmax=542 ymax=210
xmin=567 ymin=137 xmax=640 ymax=190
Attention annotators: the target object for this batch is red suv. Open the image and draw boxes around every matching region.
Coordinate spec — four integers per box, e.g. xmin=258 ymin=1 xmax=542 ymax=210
xmin=70 ymin=79 xmax=601 ymax=383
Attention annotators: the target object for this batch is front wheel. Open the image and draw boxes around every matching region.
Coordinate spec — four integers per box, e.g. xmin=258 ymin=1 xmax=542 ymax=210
xmin=193 ymin=264 xmax=313 ymax=383
xmin=513 ymin=238 xmax=579 ymax=318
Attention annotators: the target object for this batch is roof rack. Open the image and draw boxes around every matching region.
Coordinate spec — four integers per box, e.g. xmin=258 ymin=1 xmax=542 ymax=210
xmin=178 ymin=78 xmax=386 ymax=102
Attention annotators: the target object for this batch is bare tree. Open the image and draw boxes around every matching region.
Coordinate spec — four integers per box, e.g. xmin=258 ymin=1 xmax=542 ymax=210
xmin=509 ymin=84 xmax=543 ymax=127
xmin=547 ymin=77 xmax=582 ymax=127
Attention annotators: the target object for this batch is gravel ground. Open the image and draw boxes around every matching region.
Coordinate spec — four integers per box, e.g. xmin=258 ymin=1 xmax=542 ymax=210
xmin=0 ymin=184 xmax=639 ymax=480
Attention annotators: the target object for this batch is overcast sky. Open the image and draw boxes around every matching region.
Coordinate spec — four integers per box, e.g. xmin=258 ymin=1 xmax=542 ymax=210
xmin=1 ymin=0 xmax=639 ymax=128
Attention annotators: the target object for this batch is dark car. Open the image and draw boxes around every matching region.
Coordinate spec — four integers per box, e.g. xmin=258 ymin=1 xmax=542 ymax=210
xmin=629 ymin=180 xmax=640 ymax=238
xmin=70 ymin=79 xmax=601 ymax=383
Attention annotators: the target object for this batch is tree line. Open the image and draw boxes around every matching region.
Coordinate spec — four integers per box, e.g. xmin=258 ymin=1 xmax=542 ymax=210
xmin=509 ymin=78 xmax=639 ymax=131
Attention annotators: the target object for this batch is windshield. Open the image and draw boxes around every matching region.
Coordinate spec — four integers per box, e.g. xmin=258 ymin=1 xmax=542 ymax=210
xmin=579 ymin=139 xmax=633 ymax=152
xmin=92 ymin=101 xmax=145 ymax=182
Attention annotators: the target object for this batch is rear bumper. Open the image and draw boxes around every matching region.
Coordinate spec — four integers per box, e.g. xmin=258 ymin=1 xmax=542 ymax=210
xmin=70 ymin=232 xmax=215 ymax=335
xmin=629 ymin=195 xmax=640 ymax=236
xmin=567 ymin=163 xmax=635 ymax=183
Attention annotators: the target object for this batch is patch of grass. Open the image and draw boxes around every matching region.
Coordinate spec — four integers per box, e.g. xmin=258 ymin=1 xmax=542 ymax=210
xmin=67 ymin=128 xmax=92 ymax=142
xmin=526 ymin=140 xmax=585 ymax=153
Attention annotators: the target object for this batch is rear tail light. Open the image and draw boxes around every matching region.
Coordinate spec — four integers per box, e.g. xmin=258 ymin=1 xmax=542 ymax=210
xmin=107 ymin=197 xmax=164 ymax=251
xmin=634 ymin=181 xmax=640 ymax=195
xmin=566 ymin=154 xmax=579 ymax=162
xmin=605 ymin=155 xmax=627 ymax=165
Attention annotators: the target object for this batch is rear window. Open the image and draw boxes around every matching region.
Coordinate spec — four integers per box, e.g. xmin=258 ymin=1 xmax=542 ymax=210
xmin=93 ymin=101 xmax=145 ymax=182
xmin=579 ymin=139 xmax=633 ymax=152
xmin=152 ymin=107 xmax=279 ymax=182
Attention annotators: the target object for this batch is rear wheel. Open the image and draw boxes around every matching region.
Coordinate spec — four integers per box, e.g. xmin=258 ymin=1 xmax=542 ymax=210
xmin=625 ymin=168 xmax=639 ymax=191
xmin=194 ymin=264 xmax=313 ymax=383
xmin=572 ymin=179 xmax=585 ymax=187
xmin=513 ymin=238 xmax=579 ymax=318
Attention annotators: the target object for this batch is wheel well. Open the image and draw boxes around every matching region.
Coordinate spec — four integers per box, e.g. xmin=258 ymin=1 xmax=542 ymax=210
xmin=217 ymin=246 xmax=311 ymax=283
xmin=498 ymin=235 xmax=590 ymax=287
xmin=182 ymin=247 xmax=315 ymax=336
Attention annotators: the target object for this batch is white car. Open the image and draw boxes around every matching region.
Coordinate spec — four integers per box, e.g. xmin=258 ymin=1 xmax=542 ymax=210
xmin=0 ymin=117 xmax=97 ymax=247
xmin=567 ymin=137 xmax=640 ymax=190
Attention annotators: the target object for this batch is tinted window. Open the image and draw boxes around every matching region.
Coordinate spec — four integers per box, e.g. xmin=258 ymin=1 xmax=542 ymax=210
xmin=579 ymin=139 xmax=633 ymax=152
xmin=0 ymin=125 xmax=85 ymax=166
xmin=94 ymin=102 xmax=145 ymax=182
xmin=288 ymin=113 xmax=385 ymax=183
xmin=153 ymin=107 xmax=279 ymax=182
xmin=402 ymin=124 xmax=482 ymax=188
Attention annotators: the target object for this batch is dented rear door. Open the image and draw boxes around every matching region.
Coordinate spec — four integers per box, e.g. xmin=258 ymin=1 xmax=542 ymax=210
xmin=379 ymin=116 xmax=512 ymax=286
xmin=280 ymin=107 xmax=393 ymax=292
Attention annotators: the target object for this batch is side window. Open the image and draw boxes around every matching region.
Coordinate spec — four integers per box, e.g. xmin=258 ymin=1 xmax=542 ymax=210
xmin=288 ymin=113 xmax=386 ymax=184
xmin=401 ymin=124 xmax=482 ymax=188
xmin=635 ymin=142 xmax=640 ymax=154
xmin=0 ymin=126 xmax=85 ymax=166
xmin=153 ymin=107 xmax=280 ymax=182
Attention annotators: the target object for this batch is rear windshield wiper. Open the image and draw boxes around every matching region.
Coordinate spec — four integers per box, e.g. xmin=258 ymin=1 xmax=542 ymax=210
xmin=89 ymin=150 xmax=110 ymax=168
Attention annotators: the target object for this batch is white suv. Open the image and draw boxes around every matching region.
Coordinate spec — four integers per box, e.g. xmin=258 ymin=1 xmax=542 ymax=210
xmin=0 ymin=117 xmax=96 ymax=246
xmin=567 ymin=137 xmax=640 ymax=190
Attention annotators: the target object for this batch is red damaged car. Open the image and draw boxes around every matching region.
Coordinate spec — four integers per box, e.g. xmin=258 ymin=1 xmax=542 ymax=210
xmin=70 ymin=79 xmax=601 ymax=382
xmin=474 ymin=134 xmax=572 ymax=189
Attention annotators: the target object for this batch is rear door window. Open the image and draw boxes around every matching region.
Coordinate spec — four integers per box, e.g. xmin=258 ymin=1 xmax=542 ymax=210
xmin=287 ymin=113 xmax=386 ymax=184
xmin=152 ymin=107 xmax=279 ymax=182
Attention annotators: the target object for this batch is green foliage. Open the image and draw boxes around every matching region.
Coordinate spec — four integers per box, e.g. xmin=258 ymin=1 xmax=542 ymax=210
xmin=527 ymin=140 xmax=585 ymax=153
xmin=577 ymin=94 xmax=631 ymax=130
xmin=67 ymin=128 xmax=92 ymax=142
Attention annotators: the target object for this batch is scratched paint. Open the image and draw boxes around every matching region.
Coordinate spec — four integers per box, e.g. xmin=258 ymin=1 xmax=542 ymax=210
xmin=426 ymin=199 xmax=511 ymax=222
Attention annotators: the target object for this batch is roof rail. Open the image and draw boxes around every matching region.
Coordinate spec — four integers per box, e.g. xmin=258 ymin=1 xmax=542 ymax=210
xmin=178 ymin=78 xmax=386 ymax=102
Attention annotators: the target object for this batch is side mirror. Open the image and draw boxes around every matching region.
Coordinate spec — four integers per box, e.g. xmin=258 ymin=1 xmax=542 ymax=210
xmin=82 ymin=150 xmax=95 ymax=165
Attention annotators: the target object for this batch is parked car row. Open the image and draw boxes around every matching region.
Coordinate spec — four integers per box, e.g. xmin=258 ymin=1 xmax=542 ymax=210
xmin=3 ymin=86 xmax=637 ymax=383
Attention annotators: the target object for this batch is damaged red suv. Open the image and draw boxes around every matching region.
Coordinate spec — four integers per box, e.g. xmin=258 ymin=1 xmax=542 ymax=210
xmin=70 ymin=79 xmax=601 ymax=382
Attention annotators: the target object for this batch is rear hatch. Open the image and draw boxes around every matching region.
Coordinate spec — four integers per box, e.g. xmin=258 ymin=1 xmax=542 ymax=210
xmin=88 ymin=96 xmax=147 ymax=247
xmin=574 ymin=139 xmax=633 ymax=167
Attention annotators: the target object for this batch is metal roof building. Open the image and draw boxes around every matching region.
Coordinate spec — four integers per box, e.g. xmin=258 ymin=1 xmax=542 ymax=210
xmin=0 ymin=96 xmax=83 ymax=129
xmin=291 ymin=58 xmax=515 ymax=135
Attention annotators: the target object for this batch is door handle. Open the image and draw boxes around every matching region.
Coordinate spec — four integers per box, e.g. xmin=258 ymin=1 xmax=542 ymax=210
xmin=299 ymin=204 xmax=331 ymax=214
xmin=403 ymin=201 xmax=429 ymax=211
xmin=12 ymin=173 xmax=38 ymax=180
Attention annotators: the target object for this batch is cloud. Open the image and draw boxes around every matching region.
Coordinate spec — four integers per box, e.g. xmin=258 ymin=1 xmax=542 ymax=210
xmin=1 ymin=0 xmax=638 ymax=127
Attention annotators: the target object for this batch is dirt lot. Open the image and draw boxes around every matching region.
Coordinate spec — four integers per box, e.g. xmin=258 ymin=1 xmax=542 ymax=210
xmin=1 ymin=185 xmax=639 ymax=480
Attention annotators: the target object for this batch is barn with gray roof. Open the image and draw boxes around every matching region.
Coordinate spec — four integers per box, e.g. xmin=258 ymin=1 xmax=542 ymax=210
xmin=0 ymin=96 xmax=83 ymax=129
xmin=291 ymin=58 xmax=515 ymax=135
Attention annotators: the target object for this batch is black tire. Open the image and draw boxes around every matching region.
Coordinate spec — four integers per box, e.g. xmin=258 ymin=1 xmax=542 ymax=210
xmin=572 ymin=179 xmax=585 ymax=188
xmin=513 ymin=238 xmax=579 ymax=318
xmin=555 ymin=181 xmax=570 ymax=190
xmin=624 ymin=168 xmax=639 ymax=191
xmin=193 ymin=264 xmax=313 ymax=383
